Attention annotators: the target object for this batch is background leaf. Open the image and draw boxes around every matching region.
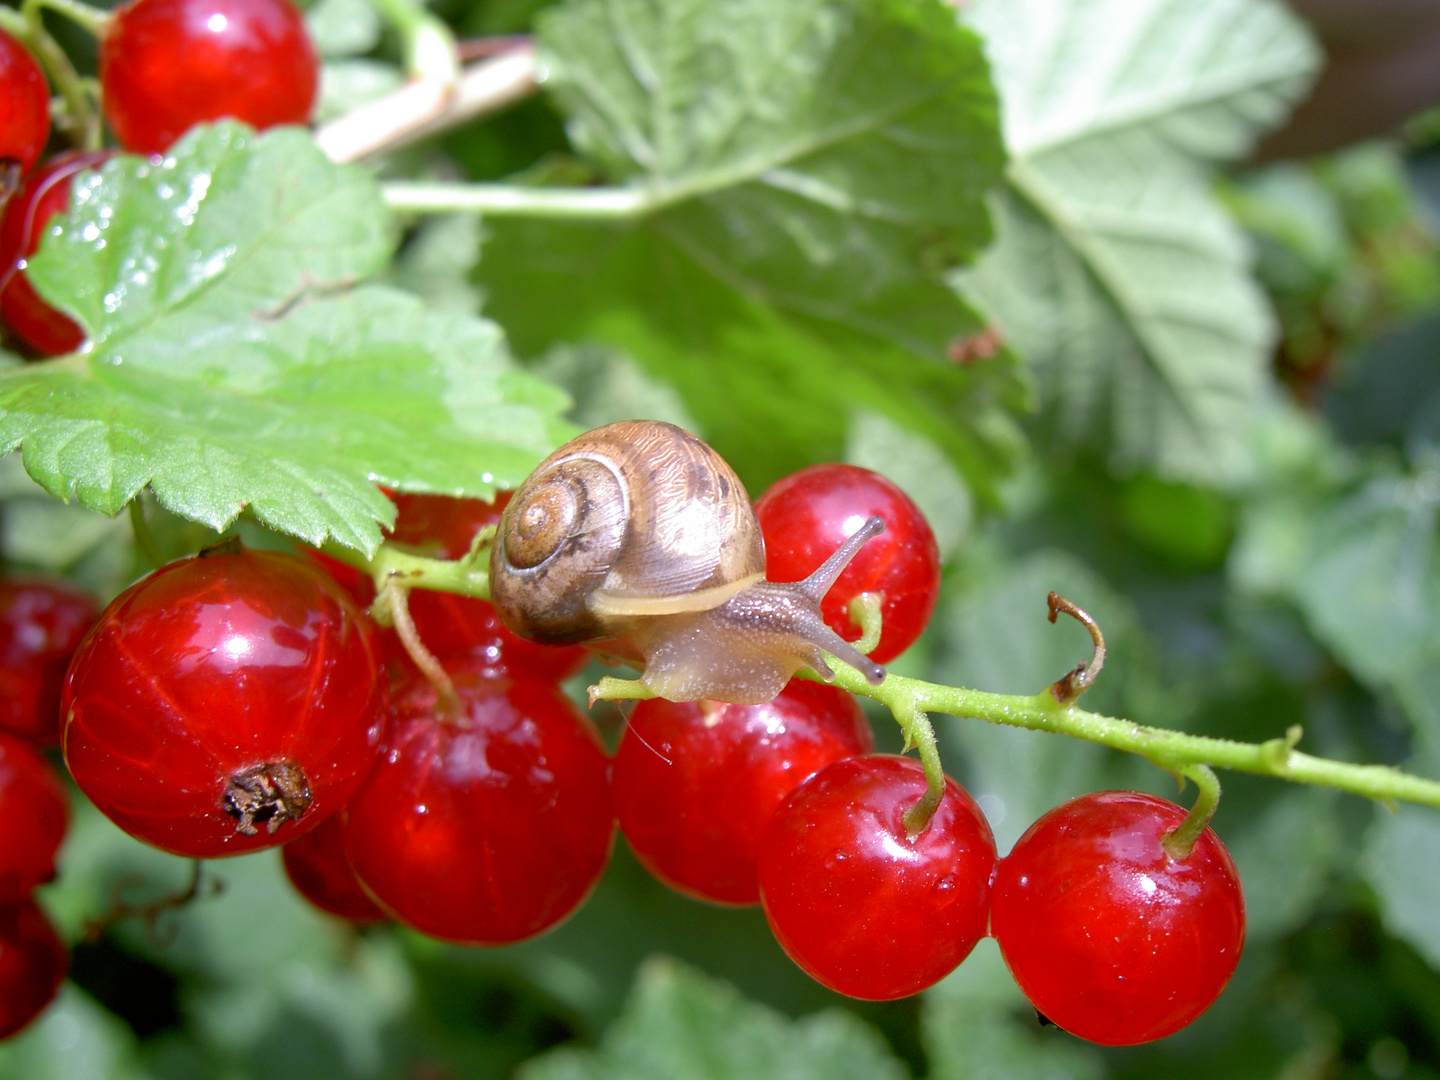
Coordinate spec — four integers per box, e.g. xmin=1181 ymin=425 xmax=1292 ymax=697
xmin=517 ymin=956 xmax=911 ymax=1080
xmin=955 ymin=0 xmax=1320 ymax=483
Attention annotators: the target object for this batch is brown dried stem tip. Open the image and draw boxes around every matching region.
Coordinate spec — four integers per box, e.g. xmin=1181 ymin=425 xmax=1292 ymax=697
xmin=223 ymin=762 xmax=313 ymax=835
xmin=1046 ymin=592 xmax=1106 ymax=704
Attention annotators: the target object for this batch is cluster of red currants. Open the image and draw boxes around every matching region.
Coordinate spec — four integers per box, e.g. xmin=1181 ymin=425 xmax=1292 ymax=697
xmin=0 ymin=460 xmax=1250 ymax=1047
xmin=0 ymin=0 xmax=317 ymax=355
xmin=0 ymin=577 xmax=99 ymax=1036
xmin=52 ymin=465 xmax=945 ymax=954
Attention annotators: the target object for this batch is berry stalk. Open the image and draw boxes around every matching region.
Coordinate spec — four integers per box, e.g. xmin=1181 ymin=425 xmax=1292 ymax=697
xmin=594 ymin=625 xmax=1440 ymax=812
xmin=815 ymin=660 xmax=1440 ymax=811
xmin=11 ymin=0 xmax=106 ymax=148
xmin=363 ymin=0 xmax=458 ymax=83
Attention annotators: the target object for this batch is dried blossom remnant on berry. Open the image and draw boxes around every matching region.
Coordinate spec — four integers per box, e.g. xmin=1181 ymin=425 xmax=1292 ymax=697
xmin=223 ymin=762 xmax=312 ymax=835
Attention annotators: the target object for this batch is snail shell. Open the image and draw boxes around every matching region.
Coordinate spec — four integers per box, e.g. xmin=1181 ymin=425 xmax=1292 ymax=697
xmin=490 ymin=420 xmax=885 ymax=704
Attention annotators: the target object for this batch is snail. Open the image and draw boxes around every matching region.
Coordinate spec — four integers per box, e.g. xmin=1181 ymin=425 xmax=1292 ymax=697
xmin=489 ymin=420 xmax=886 ymax=705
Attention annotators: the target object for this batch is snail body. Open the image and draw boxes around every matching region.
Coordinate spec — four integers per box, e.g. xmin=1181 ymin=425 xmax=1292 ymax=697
xmin=490 ymin=421 xmax=885 ymax=704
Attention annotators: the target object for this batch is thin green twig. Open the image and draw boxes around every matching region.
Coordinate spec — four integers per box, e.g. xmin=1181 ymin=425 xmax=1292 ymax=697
xmin=363 ymin=0 xmax=458 ymax=83
xmin=128 ymin=498 xmax=165 ymax=569
xmin=350 ymin=537 xmax=1440 ymax=814
xmin=16 ymin=0 xmax=107 ymax=148
xmin=1163 ymin=765 xmax=1222 ymax=858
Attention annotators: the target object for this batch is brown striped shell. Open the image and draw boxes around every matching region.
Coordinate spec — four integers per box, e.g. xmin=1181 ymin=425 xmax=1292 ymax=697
xmin=490 ymin=420 xmax=886 ymax=704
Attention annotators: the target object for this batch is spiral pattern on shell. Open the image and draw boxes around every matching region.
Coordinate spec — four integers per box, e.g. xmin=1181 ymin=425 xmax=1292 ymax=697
xmin=492 ymin=453 xmax=628 ymax=643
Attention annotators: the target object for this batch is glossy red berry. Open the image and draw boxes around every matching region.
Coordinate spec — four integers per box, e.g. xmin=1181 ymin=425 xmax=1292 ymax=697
xmin=0 ymin=735 xmax=68 ymax=903
xmin=0 ymin=576 xmax=98 ymax=744
xmin=0 ymin=900 xmax=66 ymax=1038
xmin=614 ymin=681 xmax=873 ymax=906
xmin=0 ymin=150 xmax=113 ymax=356
xmin=758 ymin=755 xmax=996 ymax=1000
xmin=756 ymin=465 xmax=940 ymax=664
xmin=386 ymin=493 xmax=587 ymax=682
xmin=282 ymin=813 xmax=386 ymax=925
xmin=100 ymin=0 xmax=319 ymax=154
xmin=0 ymin=29 xmax=50 ymax=181
xmin=62 ymin=545 xmax=388 ymax=859
xmin=342 ymin=664 xmax=614 ymax=945
xmin=990 ymin=791 xmax=1246 ymax=1046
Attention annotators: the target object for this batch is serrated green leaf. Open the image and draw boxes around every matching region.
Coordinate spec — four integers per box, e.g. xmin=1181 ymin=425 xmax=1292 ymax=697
xmin=30 ymin=124 xmax=393 ymax=348
xmin=518 ymin=956 xmax=910 ymax=1080
xmin=537 ymin=0 xmax=1002 ymax=352
xmin=482 ymin=0 xmax=1022 ymax=497
xmin=0 ymin=124 xmax=573 ymax=555
xmin=954 ymin=0 xmax=1320 ymax=484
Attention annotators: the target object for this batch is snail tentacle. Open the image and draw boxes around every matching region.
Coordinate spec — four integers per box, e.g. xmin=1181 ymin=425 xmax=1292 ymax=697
xmin=796 ymin=516 xmax=886 ymax=602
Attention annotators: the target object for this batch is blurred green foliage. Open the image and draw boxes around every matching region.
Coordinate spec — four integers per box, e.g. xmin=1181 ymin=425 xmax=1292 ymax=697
xmin=3 ymin=0 xmax=1440 ymax=1075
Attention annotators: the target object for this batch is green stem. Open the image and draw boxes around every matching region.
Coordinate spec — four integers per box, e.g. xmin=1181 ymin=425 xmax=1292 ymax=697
xmin=351 ymin=542 xmax=1440 ymax=813
xmin=376 ymin=577 xmax=461 ymax=717
xmin=128 ymin=498 xmax=165 ymax=569
xmin=591 ymin=658 xmax=1440 ymax=810
xmin=364 ymin=0 xmax=458 ymax=83
xmin=831 ymin=665 xmax=1440 ymax=809
xmin=1163 ymin=765 xmax=1221 ymax=859
xmin=896 ymin=698 xmax=944 ymax=837
xmin=22 ymin=0 xmax=107 ymax=36
xmin=17 ymin=0 xmax=107 ymax=148
xmin=848 ymin=592 xmax=884 ymax=655
xmin=323 ymin=535 xmax=493 ymax=601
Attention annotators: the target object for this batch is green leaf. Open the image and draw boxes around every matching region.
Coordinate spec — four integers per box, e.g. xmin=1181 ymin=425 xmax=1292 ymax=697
xmin=0 ymin=986 xmax=147 ymax=1080
xmin=1287 ymin=466 xmax=1440 ymax=690
xmin=1224 ymin=786 xmax=1341 ymax=943
xmin=923 ymin=940 xmax=1105 ymax=1080
xmin=533 ymin=342 xmax=702 ymax=433
xmin=305 ymin=0 xmax=383 ymax=57
xmin=482 ymin=0 xmax=1023 ymax=496
xmin=518 ymin=956 xmax=910 ymax=1080
xmin=0 ymin=124 xmax=572 ymax=555
xmin=31 ymin=124 xmax=392 ymax=347
xmin=954 ymin=0 xmax=1320 ymax=484
xmin=845 ymin=411 xmax=972 ymax=560
xmin=1363 ymin=802 xmax=1440 ymax=971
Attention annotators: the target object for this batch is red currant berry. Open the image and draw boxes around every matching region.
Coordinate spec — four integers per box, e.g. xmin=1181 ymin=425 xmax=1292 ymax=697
xmin=0 ymin=576 xmax=98 ymax=744
xmin=0 ymin=899 xmax=66 ymax=1038
xmin=0 ymin=734 xmax=68 ymax=903
xmin=0 ymin=150 xmax=114 ymax=357
xmin=0 ymin=29 xmax=50 ymax=181
xmin=386 ymin=493 xmax=587 ymax=682
xmin=62 ymin=545 xmax=388 ymax=859
xmin=755 ymin=465 xmax=940 ymax=664
xmin=282 ymin=814 xmax=385 ymax=925
xmin=100 ymin=0 xmax=319 ymax=154
xmin=758 ymin=755 xmax=996 ymax=1000
xmin=990 ymin=791 xmax=1246 ymax=1046
xmin=614 ymin=680 xmax=873 ymax=906
xmin=342 ymin=664 xmax=614 ymax=945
